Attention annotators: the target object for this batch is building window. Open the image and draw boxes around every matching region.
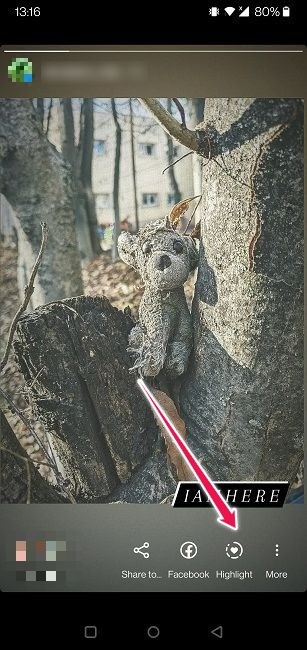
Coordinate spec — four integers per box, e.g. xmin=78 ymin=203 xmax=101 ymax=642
xmin=167 ymin=193 xmax=176 ymax=206
xmin=138 ymin=142 xmax=155 ymax=156
xmin=142 ymin=193 xmax=159 ymax=207
xmin=96 ymin=193 xmax=110 ymax=209
xmin=94 ymin=140 xmax=106 ymax=156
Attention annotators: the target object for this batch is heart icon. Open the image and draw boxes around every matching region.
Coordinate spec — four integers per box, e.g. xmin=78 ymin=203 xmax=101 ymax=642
xmin=226 ymin=542 xmax=243 ymax=559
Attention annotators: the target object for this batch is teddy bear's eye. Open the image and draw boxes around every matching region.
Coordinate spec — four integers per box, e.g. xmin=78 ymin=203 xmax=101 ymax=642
xmin=173 ymin=240 xmax=184 ymax=254
xmin=142 ymin=242 xmax=152 ymax=254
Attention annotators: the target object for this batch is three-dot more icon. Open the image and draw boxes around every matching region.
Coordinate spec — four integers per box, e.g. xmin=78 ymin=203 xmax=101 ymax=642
xmin=180 ymin=541 xmax=198 ymax=559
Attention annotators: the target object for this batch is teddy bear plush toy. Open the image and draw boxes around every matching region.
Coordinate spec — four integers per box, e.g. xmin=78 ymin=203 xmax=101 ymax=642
xmin=118 ymin=197 xmax=199 ymax=378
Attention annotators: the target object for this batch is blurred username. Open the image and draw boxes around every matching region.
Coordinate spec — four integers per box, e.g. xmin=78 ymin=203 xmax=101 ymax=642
xmin=41 ymin=61 xmax=146 ymax=83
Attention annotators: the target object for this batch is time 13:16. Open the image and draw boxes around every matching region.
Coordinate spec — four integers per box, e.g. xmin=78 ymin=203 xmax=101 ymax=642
xmin=14 ymin=7 xmax=41 ymax=17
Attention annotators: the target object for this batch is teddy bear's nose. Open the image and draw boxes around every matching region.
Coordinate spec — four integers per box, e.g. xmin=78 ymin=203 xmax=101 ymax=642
xmin=156 ymin=254 xmax=172 ymax=271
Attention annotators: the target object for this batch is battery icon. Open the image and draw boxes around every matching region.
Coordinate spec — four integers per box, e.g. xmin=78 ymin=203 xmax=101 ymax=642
xmin=282 ymin=6 xmax=290 ymax=17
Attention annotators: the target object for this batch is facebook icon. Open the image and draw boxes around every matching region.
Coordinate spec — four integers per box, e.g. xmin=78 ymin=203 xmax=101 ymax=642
xmin=180 ymin=541 xmax=198 ymax=559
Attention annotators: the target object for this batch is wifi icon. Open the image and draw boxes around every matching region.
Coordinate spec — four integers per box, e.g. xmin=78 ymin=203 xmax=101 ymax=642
xmin=225 ymin=6 xmax=236 ymax=15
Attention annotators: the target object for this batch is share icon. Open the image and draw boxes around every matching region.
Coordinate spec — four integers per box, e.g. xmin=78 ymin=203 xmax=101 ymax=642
xmin=133 ymin=542 xmax=150 ymax=558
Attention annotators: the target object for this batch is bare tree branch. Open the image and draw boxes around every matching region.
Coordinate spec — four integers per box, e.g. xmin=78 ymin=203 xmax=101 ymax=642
xmin=0 ymin=410 xmax=70 ymax=504
xmin=0 ymin=386 xmax=56 ymax=473
xmin=138 ymin=98 xmax=201 ymax=154
xmin=172 ymin=98 xmax=186 ymax=128
xmin=0 ymin=386 xmax=76 ymax=503
xmin=162 ymin=151 xmax=193 ymax=175
xmin=0 ymin=221 xmax=49 ymax=373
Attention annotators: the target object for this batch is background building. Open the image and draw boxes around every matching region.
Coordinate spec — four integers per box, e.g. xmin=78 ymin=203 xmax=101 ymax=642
xmin=91 ymin=109 xmax=194 ymax=227
xmin=1 ymin=99 xmax=196 ymax=245
xmin=47 ymin=98 xmax=195 ymax=229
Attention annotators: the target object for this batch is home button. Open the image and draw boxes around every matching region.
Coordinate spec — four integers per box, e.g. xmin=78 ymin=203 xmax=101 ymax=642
xmin=147 ymin=625 xmax=160 ymax=639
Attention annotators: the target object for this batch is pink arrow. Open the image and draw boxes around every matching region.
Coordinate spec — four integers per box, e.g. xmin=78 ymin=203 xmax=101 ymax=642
xmin=137 ymin=378 xmax=238 ymax=531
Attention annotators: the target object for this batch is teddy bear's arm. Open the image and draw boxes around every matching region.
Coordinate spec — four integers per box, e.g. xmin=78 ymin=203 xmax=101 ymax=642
xmin=129 ymin=290 xmax=171 ymax=377
xmin=164 ymin=292 xmax=193 ymax=377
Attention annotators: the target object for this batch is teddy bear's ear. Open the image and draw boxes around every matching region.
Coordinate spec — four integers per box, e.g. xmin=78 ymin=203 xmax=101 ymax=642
xmin=168 ymin=195 xmax=201 ymax=230
xmin=185 ymin=235 xmax=199 ymax=271
xmin=118 ymin=232 xmax=139 ymax=269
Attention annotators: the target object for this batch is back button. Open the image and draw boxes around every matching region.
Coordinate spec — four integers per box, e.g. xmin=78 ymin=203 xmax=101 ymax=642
xmin=210 ymin=625 xmax=223 ymax=639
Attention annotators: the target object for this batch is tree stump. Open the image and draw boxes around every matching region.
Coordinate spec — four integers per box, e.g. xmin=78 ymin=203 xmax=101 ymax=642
xmin=13 ymin=296 xmax=174 ymax=502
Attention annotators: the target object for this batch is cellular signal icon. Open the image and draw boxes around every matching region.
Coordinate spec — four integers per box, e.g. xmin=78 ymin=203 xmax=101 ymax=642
xmin=225 ymin=7 xmax=236 ymax=16
xmin=239 ymin=6 xmax=250 ymax=17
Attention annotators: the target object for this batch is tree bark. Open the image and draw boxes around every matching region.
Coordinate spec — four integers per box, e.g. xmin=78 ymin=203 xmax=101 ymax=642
xmin=188 ymin=98 xmax=205 ymax=126
xmin=187 ymin=98 xmax=205 ymax=221
xmin=45 ymin=98 xmax=53 ymax=138
xmin=79 ymin=99 xmax=101 ymax=256
xmin=111 ymin=99 xmax=122 ymax=261
xmin=166 ymin=99 xmax=182 ymax=204
xmin=59 ymin=98 xmax=76 ymax=166
xmin=0 ymin=99 xmax=83 ymax=306
xmin=0 ymin=409 xmax=67 ymax=503
xmin=13 ymin=296 xmax=174 ymax=502
xmin=59 ymin=98 xmax=93 ymax=261
xmin=36 ymin=98 xmax=44 ymax=126
xmin=129 ymin=98 xmax=139 ymax=232
xmin=180 ymin=98 xmax=303 ymax=484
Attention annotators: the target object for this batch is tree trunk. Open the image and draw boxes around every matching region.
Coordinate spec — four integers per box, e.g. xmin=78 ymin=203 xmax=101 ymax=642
xmin=187 ymin=98 xmax=205 ymax=221
xmin=13 ymin=296 xmax=174 ymax=502
xmin=79 ymin=99 xmax=101 ymax=256
xmin=181 ymin=98 xmax=303 ymax=484
xmin=129 ymin=98 xmax=139 ymax=232
xmin=45 ymin=98 xmax=53 ymax=138
xmin=59 ymin=98 xmax=93 ymax=261
xmin=166 ymin=99 xmax=182 ymax=204
xmin=111 ymin=99 xmax=122 ymax=261
xmin=36 ymin=98 xmax=44 ymax=126
xmin=59 ymin=98 xmax=76 ymax=166
xmin=0 ymin=409 xmax=67 ymax=503
xmin=0 ymin=99 xmax=83 ymax=306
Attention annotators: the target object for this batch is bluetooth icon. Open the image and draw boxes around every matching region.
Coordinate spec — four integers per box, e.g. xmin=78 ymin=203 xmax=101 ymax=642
xmin=180 ymin=541 xmax=198 ymax=559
